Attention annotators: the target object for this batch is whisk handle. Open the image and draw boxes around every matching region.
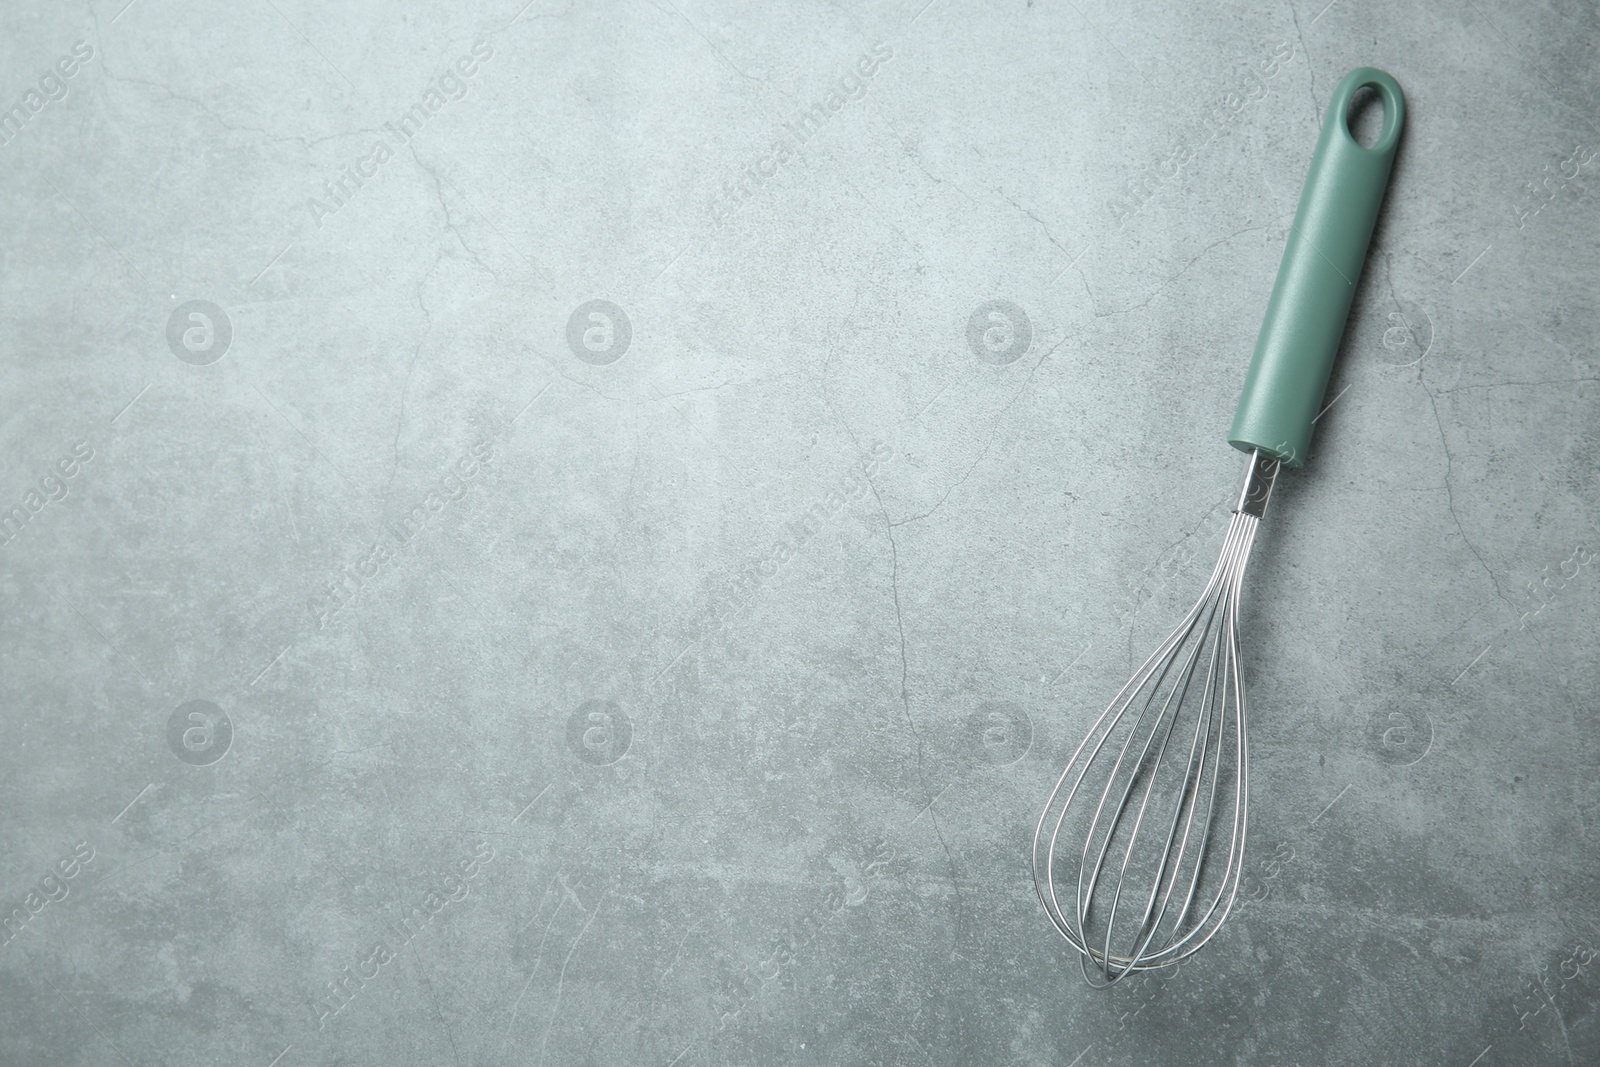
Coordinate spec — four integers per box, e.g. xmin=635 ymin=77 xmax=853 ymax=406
xmin=1228 ymin=67 xmax=1405 ymax=468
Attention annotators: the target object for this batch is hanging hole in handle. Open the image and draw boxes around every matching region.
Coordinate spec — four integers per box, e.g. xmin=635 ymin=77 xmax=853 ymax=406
xmin=1345 ymin=85 xmax=1385 ymax=150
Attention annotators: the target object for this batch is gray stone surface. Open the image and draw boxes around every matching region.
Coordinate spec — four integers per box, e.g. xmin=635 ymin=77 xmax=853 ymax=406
xmin=1 ymin=1 xmax=1597 ymax=1064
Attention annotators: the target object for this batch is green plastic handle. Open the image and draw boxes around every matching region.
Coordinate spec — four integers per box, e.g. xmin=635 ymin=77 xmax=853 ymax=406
xmin=1228 ymin=67 xmax=1405 ymax=467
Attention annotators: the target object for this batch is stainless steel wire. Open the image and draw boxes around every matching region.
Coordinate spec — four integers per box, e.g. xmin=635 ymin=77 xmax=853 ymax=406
xmin=1033 ymin=450 xmax=1278 ymax=986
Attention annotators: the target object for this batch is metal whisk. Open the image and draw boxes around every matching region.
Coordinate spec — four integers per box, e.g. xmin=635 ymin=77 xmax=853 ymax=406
xmin=1032 ymin=67 xmax=1405 ymax=984
xmin=1032 ymin=450 xmax=1274 ymax=985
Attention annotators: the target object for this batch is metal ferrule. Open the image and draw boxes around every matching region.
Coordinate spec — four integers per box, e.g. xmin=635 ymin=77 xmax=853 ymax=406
xmin=1233 ymin=449 xmax=1279 ymax=518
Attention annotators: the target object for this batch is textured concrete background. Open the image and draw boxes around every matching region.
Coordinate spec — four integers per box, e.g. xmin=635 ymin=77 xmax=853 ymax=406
xmin=1 ymin=0 xmax=1597 ymax=1064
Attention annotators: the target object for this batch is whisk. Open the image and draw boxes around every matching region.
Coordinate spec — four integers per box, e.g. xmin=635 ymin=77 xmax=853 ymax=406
xmin=1033 ymin=67 xmax=1405 ymax=986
